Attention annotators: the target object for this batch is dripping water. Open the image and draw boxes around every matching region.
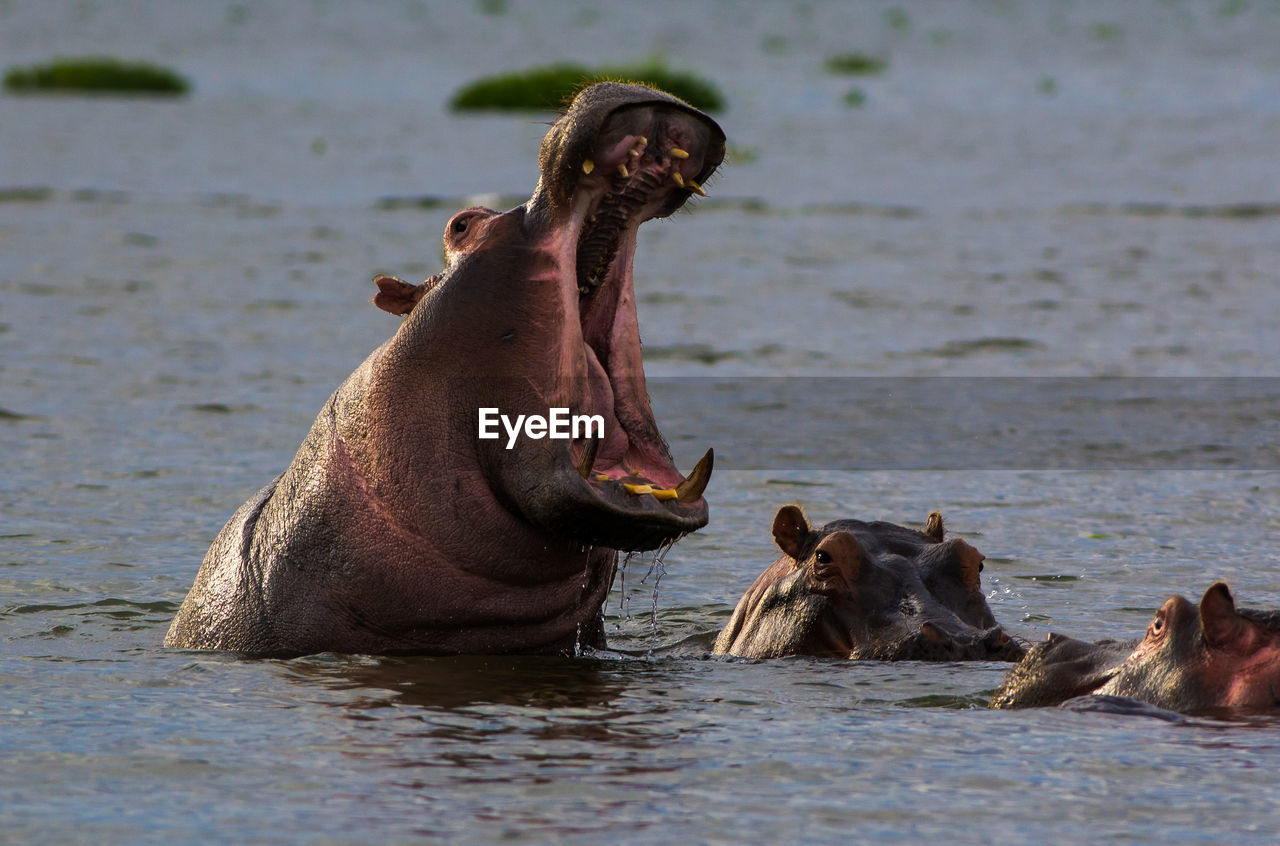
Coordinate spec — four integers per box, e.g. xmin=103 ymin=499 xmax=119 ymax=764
xmin=639 ymin=540 xmax=676 ymax=633
xmin=615 ymin=550 xmax=639 ymax=627
xmin=574 ymin=543 xmax=595 ymax=656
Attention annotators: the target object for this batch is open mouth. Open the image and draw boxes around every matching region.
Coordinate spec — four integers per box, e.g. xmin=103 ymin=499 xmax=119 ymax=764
xmin=554 ymin=99 xmax=723 ymax=545
xmin=573 ymin=133 xmax=708 ymax=296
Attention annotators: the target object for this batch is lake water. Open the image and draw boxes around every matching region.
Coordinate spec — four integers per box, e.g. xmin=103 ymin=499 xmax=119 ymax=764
xmin=4 ymin=1 xmax=1280 ymax=842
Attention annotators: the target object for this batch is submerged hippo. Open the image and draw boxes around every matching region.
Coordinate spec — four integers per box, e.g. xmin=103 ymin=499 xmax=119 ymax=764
xmin=166 ymin=83 xmax=724 ymax=657
xmin=713 ymin=506 xmax=1025 ymax=661
xmin=991 ymin=581 xmax=1280 ymax=713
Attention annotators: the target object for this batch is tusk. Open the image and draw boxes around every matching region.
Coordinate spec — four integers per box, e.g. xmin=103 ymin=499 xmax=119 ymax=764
xmin=576 ymin=437 xmax=600 ymax=479
xmin=623 ymin=483 xmax=654 ymax=496
xmin=675 ymin=448 xmax=714 ymax=503
xmin=668 ymin=147 xmax=690 ymax=159
xmin=672 ymin=171 xmax=685 ymax=188
xmin=617 ymin=163 xmax=629 ymax=178
xmin=686 ymin=179 xmax=707 ymax=197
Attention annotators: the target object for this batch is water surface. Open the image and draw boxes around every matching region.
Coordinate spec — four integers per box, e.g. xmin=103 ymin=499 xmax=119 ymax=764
xmin=4 ymin=1 xmax=1280 ymax=842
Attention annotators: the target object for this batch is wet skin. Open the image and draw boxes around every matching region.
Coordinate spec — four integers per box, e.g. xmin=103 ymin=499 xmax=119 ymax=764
xmin=713 ymin=506 xmax=1025 ymax=661
xmin=991 ymin=581 xmax=1280 ymax=714
xmin=166 ymin=83 xmax=724 ymax=658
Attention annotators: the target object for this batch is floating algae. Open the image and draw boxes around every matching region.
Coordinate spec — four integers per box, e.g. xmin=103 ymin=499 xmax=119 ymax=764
xmin=450 ymin=61 xmax=723 ymax=112
xmin=4 ymin=56 xmax=189 ymax=96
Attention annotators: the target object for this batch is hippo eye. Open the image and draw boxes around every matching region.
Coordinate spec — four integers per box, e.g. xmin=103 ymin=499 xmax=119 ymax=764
xmin=815 ymin=549 xmax=832 ymax=564
xmin=452 ymin=218 xmax=470 ymax=234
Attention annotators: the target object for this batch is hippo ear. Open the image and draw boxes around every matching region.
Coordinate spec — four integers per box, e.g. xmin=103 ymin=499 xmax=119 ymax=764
xmin=373 ymin=273 xmax=441 ymax=316
xmin=771 ymin=505 xmax=810 ymax=559
xmin=923 ymin=510 xmax=945 ymax=542
xmin=372 ymin=274 xmax=420 ymax=316
xmin=1200 ymin=581 xmax=1245 ymax=649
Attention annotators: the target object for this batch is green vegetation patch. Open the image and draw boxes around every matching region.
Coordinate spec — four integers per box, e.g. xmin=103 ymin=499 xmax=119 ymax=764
xmin=4 ymin=57 xmax=189 ymax=96
xmin=449 ymin=61 xmax=724 ymax=112
xmin=825 ymin=53 xmax=887 ymax=76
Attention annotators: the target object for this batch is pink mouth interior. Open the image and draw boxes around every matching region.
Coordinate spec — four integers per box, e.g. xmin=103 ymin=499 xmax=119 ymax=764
xmin=577 ymin=240 xmax=684 ymax=491
xmin=568 ymin=128 xmax=709 ymax=493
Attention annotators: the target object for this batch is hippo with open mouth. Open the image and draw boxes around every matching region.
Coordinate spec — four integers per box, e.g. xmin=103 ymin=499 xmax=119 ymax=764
xmin=991 ymin=581 xmax=1280 ymax=713
xmin=713 ymin=506 xmax=1025 ymax=661
xmin=165 ymin=83 xmax=724 ymax=657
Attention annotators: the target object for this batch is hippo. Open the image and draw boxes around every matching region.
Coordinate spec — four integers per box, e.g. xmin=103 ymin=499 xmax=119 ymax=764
xmin=713 ymin=505 xmax=1025 ymax=661
xmin=991 ymin=581 xmax=1280 ymax=713
xmin=165 ymin=82 xmax=724 ymax=657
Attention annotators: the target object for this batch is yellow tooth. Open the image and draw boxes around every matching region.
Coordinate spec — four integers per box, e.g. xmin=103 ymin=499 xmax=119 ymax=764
xmin=623 ymin=483 xmax=654 ymax=496
xmin=628 ymin=147 xmax=642 ymax=158
xmin=594 ymin=473 xmax=610 ymax=481
xmin=668 ymin=147 xmax=690 ymax=159
xmin=672 ymin=171 xmax=685 ymax=188
xmin=686 ymin=179 xmax=707 ymax=197
xmin=638 ymin=136 xmax=648 ymax=145
xmin=582 ymin=159 xmax=595 ymax=174
xmin=617 ymin=163 xmax=629 ymax=178
xmin=650 ymin=488 xmax=679 ymax=501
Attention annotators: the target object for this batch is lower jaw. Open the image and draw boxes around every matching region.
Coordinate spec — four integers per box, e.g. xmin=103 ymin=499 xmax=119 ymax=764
xmin=587 ymin=443 xmax=683 ymax=492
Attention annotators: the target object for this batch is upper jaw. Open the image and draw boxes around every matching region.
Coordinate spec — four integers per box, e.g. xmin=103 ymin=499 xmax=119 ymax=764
xmin=533 ymin=82 xmax=726 ymax=225
xmin=990 ymin=633 xmax=1136 ymax=708
xmin=1022 ymin=634 xmax=1128 ymax=682
xmin=569 ymin=116 xmax=719 ymax=295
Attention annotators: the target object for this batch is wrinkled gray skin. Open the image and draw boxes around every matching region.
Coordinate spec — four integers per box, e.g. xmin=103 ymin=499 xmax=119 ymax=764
xmin=992 ymin=581 xmax=1280 ymax=713
xmin=166 ymin=83 xmax=725 ymax=657
xmin=713 ymin=505 xmax=1025 ymax=661
xmin=988 ymin=634 xmax=1135 ymax=709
